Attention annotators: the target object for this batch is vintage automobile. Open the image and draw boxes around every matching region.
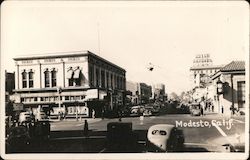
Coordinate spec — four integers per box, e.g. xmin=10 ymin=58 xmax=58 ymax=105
xmin=19 ymin=111 xmax=32 ymax=123
xmin=147 ymin=124 xmax=184 ymax=152
xmin=35 ymin=111 xmax=48 ymax=121
xmin=190 ymin=103 xmax=201 ymax=116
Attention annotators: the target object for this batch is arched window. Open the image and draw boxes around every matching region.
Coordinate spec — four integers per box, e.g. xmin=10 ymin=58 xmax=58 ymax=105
xmin=28 ymin=70 xmax=34 ymax=88
xmin=22 ymin=70 xmax=27 ymax=88
xmin=51 ymin=68 xmax=57 ymax=87
xmin=44 ymin=69 xmax=50 ymax=87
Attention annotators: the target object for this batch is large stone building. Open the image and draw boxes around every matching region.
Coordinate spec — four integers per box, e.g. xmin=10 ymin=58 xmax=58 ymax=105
xmin=211 ymin=61 xmax=245 ymax=116
xmin=190 ymin=54 xmax=223 ymax=88
xmin=190 ymin=54 xmax=224 ymax=103
xmin=12 ymin=50 xmax=126 ymax=118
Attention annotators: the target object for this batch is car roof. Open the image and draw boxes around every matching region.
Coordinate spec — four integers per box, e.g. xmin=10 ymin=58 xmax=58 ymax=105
xmin=148 ymin=124 xmax=175 ymax=131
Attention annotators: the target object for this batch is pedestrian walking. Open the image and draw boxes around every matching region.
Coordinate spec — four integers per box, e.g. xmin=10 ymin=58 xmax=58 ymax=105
xmin=221 ymin=105 xmax=224 ymax=114
xmin=83 ymin=120 xmax=89 ymax=137
xmin=92 ymin=109 xmax=95 ymax=119
xmin=200 ymin=107 xmax=204 ymax=116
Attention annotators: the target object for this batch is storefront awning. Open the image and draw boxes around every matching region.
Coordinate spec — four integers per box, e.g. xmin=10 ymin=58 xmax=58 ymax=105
xmin=67 ymin=69 xmax=74 ymax=79
xmin=73 ymin=69 xmax=81 ymax=79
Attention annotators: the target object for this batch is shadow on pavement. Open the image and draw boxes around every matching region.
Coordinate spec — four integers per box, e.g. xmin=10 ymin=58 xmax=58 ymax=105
xmin=6 ymin=129 xmax=210 ymax=153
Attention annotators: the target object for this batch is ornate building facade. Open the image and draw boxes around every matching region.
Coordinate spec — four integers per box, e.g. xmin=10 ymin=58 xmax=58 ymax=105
xmin=13 ymin=50 xmax=126 ymax=118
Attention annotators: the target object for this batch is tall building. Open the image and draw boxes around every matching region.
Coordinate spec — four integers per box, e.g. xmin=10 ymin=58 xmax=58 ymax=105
xmin=12 ymin=50 xmax=126 ymax=118
xmin=152 ymin=83 xmax=166 ymax=102
xmin=190 ymin=54 xmax=223 ymax=88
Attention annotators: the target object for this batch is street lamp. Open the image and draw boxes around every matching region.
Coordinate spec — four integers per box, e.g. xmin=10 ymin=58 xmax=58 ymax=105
xmin=216 ymin=78 xmax=223 ymax=94
xmin=57 ymin=87 xmax=62 ymax=120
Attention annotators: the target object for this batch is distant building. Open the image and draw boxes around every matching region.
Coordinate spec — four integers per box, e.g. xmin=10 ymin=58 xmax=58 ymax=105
xmin=152 ymin=83 xmax=166 ymax=102
xmin=190 ymin=54 xmax=223 ymax=88
xmin=126 ymin=81 xmax=152 ymax=105
xmin=138 ymin=83 xmax=152 ymax=104
xmin=12 ymin=50 xmax=126 ymax=118
xmin=126 ymin=81 xmax=139 ymax=105
xmin=211 ymin=61 xmax=245 ymax=116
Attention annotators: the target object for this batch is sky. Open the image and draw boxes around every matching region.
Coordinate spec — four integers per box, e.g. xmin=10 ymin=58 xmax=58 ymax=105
xmin=1 ymin=1 xmax=248 ymax=95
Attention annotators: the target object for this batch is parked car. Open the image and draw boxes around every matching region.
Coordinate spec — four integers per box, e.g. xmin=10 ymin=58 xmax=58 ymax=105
xmin=190 ymin=103 xmax=201 ymax=116
xmin=147 ymin=124 xmax=184 ymax=152
xmin=35 ymin=112 xmax=48 ymax=121
xmin=19 ymin=112 xmax=32 ymax=123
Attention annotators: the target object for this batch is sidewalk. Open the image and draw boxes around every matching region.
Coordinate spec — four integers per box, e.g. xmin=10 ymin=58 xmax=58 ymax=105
xmin=49 ymin=117 xmax=102 ymax=124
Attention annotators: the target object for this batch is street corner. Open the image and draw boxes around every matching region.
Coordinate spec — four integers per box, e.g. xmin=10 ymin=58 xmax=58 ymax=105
xmin=207 ymin=132 xmax=245 ymax=147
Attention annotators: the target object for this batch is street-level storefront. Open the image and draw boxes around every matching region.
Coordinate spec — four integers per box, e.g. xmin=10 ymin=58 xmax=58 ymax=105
xmin=13 ymin=87 xmax=125 ymax=118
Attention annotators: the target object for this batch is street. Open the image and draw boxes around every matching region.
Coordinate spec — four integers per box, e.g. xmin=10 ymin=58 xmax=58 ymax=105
xmin=14 ymin=113 xmax=244 ymax=153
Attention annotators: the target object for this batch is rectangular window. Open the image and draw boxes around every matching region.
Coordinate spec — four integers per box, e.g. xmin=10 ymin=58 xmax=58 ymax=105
xmin=89 ymin=65 xmax=94 ymax=87
xmin=96 ymin=68 xmax=100 ymax=87
xmin=44 ymin=71 xmax=50 ymax=87
xmin=110 ymin=74 xmax=113 ymax=89
xmin=114 ymin=75 xmax=117 ymax=89
xmin=106 ymin=72 xmax=109 ymax=88
xmin=34 ymin=97 xmax=38 ymax=101
xmin=101 ymin=70 xmax=105 ymax=88
xmin=22 ymin=72 xmax=27 ymax=88
xmin=29 ymin=71 xmax=34 ymax=88
xmin=51 ymin=70 xmax=57 ymax=87
xmin=65 ymin=96 xmax=69 ymax=100
xmin=237 ymin=81 xmax=245 ymax=103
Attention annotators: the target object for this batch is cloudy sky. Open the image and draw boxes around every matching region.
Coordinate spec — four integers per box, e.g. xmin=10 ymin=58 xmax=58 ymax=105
xmin=1 ymin=1 xmax=248 ymax=94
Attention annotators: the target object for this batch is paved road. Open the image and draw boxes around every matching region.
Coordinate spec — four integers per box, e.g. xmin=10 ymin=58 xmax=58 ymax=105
xmin=48 ymin=113 xmax=245 ymax=153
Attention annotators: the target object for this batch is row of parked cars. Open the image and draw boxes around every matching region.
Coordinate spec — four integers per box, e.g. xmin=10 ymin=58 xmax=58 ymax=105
xmin=19 ymin=111 xmax=48 ymax=123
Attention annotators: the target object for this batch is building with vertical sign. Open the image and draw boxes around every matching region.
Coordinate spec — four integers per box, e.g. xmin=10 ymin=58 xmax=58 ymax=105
xmin=12 ymin=50 xmax=126 ymax=118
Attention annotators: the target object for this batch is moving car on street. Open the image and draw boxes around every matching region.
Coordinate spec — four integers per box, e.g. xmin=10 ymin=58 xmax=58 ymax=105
xmin=147 ymin=124 xmax=184 ymax=152
xmin=190 ymin=103 xmax=201 ymax=116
